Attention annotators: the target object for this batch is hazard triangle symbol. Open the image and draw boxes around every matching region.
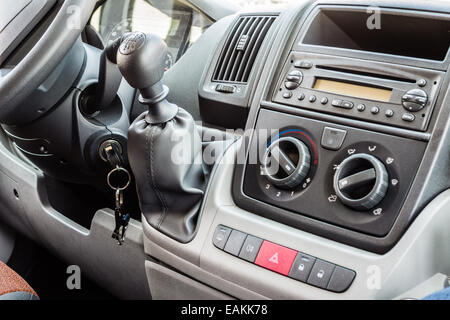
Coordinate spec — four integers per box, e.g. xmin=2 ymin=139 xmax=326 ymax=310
xmin=269 ymin=252 xmax=279 ymax=264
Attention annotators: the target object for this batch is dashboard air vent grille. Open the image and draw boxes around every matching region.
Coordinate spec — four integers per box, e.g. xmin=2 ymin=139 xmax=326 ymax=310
xmin=213 ymin=15 xmax=276 ymax=84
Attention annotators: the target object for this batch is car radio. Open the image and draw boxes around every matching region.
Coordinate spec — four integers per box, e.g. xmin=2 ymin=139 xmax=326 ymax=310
xmin=272 ymin=52 xmax=444 ymax=131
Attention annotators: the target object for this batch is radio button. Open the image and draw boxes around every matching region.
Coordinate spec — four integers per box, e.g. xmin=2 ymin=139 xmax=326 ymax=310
xmin=282 ymin=91 xmax=293 ymax=99
xmin=385 ymin=109 xmax=394 ymax=118
xmin=320 ymin=97 xmax=328 ymax=105
xmin=331 ymin=99 xmax=343 ymax=107
xmin=415 ymin=97 xmax=427 ymax=104
xmin=332 ymin=99 xmax=353 ymax=109
xmin=402 ymin=113 xmax=415 ymax=122
xmin=286 ymin=73 xmax=302 ymax=81
xmin=287 ymin=70 xmax=303 ymax=76
xmin=297 ymin=93 xmax=305 ymax=101
xmin=402 ymin=89 xmax=428 ymax=112
xmin=294 ymin=60 xmax=313 ymax=69
xmin=286 ymin=75 xmax=301 ymax=82
xmin=341 ymin=101 xmax=354 ymax=109
xmin=417 ymin=79 xmax=427 ymax=87
xmin=370 ymin=106 xmax=380 ymax=114
xmin=284 ymin=81 xmax=299 ymax=90
xmin=357 ymin=104 xmax=366 ymax=111
xmin=286 ymin=70 xmax=303 ymax=83
xmin=309 ymin=95 xmax=317 ymax=103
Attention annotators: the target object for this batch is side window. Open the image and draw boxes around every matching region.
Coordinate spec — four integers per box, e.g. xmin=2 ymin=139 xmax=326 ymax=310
xmin=90 ymin=0 xmax=212 ymax=69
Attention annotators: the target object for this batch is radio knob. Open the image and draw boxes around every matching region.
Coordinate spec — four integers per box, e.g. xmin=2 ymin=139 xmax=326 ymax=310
xmin=262 ymin=137 xmax=311 ymax=189
xmin=402 ymin=89 xmax=428 ymax=112
xmin=333 ymin=154 xmax=388 ymax=210
xmin=284 ymin=70 xmax=303 ymax=90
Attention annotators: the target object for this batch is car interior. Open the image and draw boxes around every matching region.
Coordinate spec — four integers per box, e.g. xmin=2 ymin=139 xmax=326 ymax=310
xmin=0 ymin=0 xmax=449 ymax=301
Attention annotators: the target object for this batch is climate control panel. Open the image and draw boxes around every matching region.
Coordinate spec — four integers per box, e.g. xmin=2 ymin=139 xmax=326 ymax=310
xmin=241 ymin=109 xmax=427 ymax=237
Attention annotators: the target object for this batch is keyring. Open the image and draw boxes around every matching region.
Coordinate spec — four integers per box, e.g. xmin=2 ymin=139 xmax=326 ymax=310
xmin=107 ymin=166 xmax=131 ymax=191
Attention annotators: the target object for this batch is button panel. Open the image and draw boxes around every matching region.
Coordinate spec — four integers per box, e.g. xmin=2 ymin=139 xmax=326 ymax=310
xmin=213 ymin=225 xmax=356 ymax=293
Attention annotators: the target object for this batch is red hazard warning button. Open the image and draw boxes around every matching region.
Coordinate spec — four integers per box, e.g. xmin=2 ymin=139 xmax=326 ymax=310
xmin=254 ymin=240 xmax=297 ymax=276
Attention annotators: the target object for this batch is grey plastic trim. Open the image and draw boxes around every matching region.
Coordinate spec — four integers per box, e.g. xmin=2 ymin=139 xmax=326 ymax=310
xmin=145 ymin=260 xmax=233 ymax=300
xmin=0 ymin=133 xmax=151 ymax=300
xmin=0 ymin=222 xmax=15 ymax=263
xmin=394 ymin=273 xmax=449 ymax=300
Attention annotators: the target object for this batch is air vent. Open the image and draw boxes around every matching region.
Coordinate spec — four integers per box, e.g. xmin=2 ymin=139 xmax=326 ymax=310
xmin=213 ymin=15 xmax=276 ymax=84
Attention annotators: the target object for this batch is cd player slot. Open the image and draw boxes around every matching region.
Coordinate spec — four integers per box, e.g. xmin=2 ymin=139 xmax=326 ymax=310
xmin=315 ymin=65 xmax=416 ymax=84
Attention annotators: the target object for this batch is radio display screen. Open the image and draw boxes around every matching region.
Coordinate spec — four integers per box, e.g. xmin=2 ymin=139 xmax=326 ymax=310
xmin=313 ymin=78 xmax=392 ymax=102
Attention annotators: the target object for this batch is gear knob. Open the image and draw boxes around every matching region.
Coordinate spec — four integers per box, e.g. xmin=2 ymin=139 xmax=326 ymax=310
xmin=115 ymin=32 xmax=177 ymax=123
xmin=116 ymin=32 xmax=168 ymax=99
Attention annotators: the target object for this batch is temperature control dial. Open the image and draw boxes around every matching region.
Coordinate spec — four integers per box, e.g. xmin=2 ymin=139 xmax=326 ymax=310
xmin=333 ymin=154 xmax=388 ymax=210
xmin=262 ymin=137 xmax=311 ymax=189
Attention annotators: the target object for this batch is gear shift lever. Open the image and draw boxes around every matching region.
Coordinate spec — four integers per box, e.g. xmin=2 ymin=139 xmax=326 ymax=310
xmin=113 ymin=32 xmax=206 ymax=242
xmin=116 ymin=32 xmax=178 ymax=124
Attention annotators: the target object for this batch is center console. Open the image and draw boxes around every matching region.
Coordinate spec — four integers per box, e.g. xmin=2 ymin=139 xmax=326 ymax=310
xmin=141 ymin=0 xmax=450 ymax=300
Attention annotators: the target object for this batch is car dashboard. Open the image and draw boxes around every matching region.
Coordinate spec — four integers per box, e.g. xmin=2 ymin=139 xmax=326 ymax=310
xmin=0 ymin=0 xmax=449 ymax=301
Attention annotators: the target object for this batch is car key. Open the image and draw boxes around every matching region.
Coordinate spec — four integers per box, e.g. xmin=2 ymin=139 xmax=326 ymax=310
xmin=112 ymin=188 xmax=130 ymax=245
xmin=107 ymin=166 xmax=131 ymax=245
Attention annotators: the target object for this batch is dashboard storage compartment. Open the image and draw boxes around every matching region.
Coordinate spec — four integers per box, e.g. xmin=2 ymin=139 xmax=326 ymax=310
xmin=300 ymin=7 xmax=450 ymax=61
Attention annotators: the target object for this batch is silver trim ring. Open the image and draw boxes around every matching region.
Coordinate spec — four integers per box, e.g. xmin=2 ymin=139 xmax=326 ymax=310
xmin=107 ymin=166 xmax=131 ymax=191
